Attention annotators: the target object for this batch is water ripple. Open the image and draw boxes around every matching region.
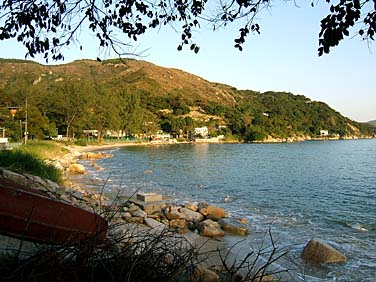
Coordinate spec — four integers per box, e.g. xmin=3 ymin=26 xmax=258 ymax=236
xmin=74 ymin=140 xmax=376 ymax=281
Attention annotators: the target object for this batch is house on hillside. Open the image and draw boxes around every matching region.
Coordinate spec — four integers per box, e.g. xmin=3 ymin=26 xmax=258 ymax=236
xmin=194 ymin=126 xmax=208 ymax=138
xmin=320 ymin=130 xmax=329 ymax=137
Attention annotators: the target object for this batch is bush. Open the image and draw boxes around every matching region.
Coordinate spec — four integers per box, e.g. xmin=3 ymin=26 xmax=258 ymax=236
xmin=0 ymin=222 xmax=198 ymax=282
xmin=0 ymin=150 xmax=62 ymax=183
xmin=17 ymin=141 xmax=68 ymax=160
xmin=0 ymin=224 xmax=297 ymax=282
xmin=74 ymin=139 xmax=88 ymax=146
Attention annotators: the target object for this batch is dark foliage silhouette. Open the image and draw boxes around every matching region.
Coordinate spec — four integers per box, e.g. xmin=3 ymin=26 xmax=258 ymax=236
xmin=0 ymin=0 xmax=375 ymax=61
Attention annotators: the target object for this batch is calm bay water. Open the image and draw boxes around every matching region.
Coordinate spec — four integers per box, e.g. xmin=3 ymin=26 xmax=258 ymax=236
xmin=75 ymin=139 xmax=376 ymax=281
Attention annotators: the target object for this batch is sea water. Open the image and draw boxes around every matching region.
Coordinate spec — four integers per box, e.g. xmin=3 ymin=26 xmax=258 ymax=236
xmin=73 ymin=139 xmax=376 ymax=281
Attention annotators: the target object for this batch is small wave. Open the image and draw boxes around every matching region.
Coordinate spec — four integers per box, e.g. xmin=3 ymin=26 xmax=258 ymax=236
xmin=352 ymin=223 xmax=369 ymax=232
xmin=344 ymin=222 xmax=369 ymax=232
xmin=222 ymin=195 xmax=238 ymax=203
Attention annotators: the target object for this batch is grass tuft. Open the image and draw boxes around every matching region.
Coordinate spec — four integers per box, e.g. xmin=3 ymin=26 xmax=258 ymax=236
xmin=0 ymin=150 xmax=62 ymax=183
xmin=16 ymin=141 xmax=69 ymax=160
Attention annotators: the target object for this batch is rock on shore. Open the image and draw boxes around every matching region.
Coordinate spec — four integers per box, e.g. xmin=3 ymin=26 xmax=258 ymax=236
xmin=218 ymin=218 xmax=249 ymax=236
xmin=116 ymin=197 xmax=249 ymax=238
xmin=302 ymin=239 xmax=347 ymax=264
xmin=68 ymin=163 xmax=86 ymax=174
xmin=44 ymin=145 xmax=112 ymax=175
xmin=0 ymin=167 xmax=107 ymax=212
xmin=197 ymin=219 xmax=225 ymax=237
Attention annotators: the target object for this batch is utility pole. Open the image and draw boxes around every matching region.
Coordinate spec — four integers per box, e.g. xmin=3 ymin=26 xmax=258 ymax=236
xmin=24 ymin=97 xmax=28 ymax=145
xmin=20 ymin=120 xmax=22 ymax=142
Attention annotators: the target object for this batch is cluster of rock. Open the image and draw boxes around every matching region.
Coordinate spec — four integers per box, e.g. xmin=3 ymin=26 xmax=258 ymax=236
xmin=111 ymin=193 xmax=249 ymax=238
xmin=253 ymin=135 xmax=312 ymax=143
xmin=0 ymin=165 xmax=249 ymax=240
xmin=45 ymin=149 xmax=112 ymax=174
xmin=67 ymin=151 xmax=112 ymax=174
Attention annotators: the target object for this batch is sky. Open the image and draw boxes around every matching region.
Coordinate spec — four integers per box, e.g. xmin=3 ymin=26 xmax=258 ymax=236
xmin=0 ymin=1 xmax=375 ymax=122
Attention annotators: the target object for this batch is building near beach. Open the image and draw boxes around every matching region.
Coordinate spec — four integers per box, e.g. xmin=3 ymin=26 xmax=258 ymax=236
xmin=194 ymin=126 xmax=208 ymax=138
xmin=320 ymin=130 xmax=329 ymax=136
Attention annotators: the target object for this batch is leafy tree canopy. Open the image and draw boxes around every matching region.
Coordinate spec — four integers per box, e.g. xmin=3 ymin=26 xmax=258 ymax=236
xmin=0 ymin=0 xmax=375 ymax=61
xmin=0 ymin=59 xmax=375 ymax=141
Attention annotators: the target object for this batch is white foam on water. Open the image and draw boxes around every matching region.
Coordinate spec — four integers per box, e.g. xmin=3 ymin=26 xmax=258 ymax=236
xmin=351 ymin=223 xmax=369 ymax=232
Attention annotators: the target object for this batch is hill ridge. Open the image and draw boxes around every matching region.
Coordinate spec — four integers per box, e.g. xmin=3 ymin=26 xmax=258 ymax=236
xmin=0 ymin=58 xmax=375 ymax=141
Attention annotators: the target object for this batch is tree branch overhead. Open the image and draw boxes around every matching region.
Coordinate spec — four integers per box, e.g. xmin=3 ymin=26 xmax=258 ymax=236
xmin=0 ymin=0 xmax=375 ymax=61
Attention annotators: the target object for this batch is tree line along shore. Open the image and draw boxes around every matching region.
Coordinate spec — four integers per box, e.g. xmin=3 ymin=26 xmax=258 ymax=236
xmin=1 ymin=59 xmax=375 ymax=147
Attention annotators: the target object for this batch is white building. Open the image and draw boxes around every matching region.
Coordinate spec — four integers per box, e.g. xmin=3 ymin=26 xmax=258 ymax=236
xmin=320 ymin=130 xmax=329 ymax=136
xmin=0 ymin=137 xmax=8 ymax=149
xmin=194 ymin=126 xmax=208 ymax=138
xmin=152 ymin=131 xmax=171 ymax=142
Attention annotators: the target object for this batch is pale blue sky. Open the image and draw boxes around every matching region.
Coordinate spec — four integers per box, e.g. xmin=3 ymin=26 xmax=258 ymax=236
xmin=0 ymin=1 xmax=375 ymax=122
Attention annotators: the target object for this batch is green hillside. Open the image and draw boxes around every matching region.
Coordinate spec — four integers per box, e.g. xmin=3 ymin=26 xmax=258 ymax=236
xmin=0 ymin=58 xmax=375 ymax=142
xmin=368 ymin=120 xmax=376 ymax=127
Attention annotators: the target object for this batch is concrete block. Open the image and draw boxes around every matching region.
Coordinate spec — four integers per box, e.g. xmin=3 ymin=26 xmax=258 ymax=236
xmin=137 ymin=193 xmax=162 ymax=202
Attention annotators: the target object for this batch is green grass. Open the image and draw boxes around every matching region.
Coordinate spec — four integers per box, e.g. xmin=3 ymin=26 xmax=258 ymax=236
xmin=0 ymin=142 xmax=64 ymax=183
xmin=74 ymin=139 xmax=88 ymax=146
xmin=17 ymin=140 xmax=69 ymax=160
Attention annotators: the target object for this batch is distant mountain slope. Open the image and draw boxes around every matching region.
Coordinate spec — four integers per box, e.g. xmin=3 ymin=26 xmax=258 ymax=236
xmin=0 ymin=58 xmax=238 ymax=106
xmin=0 ymin=58 xmax=375 ymax=141
xmin=368 ymin=120 xmax=376 ymax=127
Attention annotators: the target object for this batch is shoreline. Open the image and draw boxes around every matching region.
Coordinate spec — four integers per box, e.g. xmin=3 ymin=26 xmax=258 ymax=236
xmin=62 ymin=143 xmax=306 ymax=280
xmin=63 ymin=136 xmax=376 ymax=158
xmin=60 ymin=142 xmax=313 ymax=281
xmin=61 ymin=143 xmax=255 ymax=278
xmin=61 ymin=140 xmax=365 ymax=281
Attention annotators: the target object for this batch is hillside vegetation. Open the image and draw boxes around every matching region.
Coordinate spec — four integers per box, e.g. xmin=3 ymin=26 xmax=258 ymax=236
xmin=0 ymin=58 xmax=374 ymax=142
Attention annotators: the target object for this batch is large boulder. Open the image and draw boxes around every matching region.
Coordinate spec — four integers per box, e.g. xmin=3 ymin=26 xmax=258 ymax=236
xmin=197 ymin=219 xmax=224 ymax=237
xmin=131 ymin=209 xmax=147 ymax=218
xmin=169 ymin=219 xmax=188 ymax=234
xmin=185 ymin=202 xmax=198 ymax=212
xmin=121 ymin=212 xmax=132 ymax=219
xmin=198 ymin=207 xmax=208 ymax=216
xmin=127 ymin=203 xmax=141 ymax=213
xmin=144 ymin=218 xmax=166 ymax=230
xmin=301 ymin=239 xmax=347 ymax=264
xmin=189 ymin=266 xmax=219 ymax=282
xmin=163 ymin=206 xmax=186 ymax=220
xmin=68 ymin=163 xmax=85 ymax=174
xmin=180 ymin=208 xmax=204 ymax=222
xmin=197 ymin=202 xmax=209 ymax=210
xmin=218 ymin=218 xmax=249 ymax=236
xmin=80 ymin=152 xmax=112 ymax=160
xmin=206 ymin=205 xmax=226 ymax=221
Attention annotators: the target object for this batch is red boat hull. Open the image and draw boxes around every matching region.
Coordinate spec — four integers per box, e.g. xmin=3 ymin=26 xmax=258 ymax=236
xmin=0 ymin=178 xmax=107 ymax=245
